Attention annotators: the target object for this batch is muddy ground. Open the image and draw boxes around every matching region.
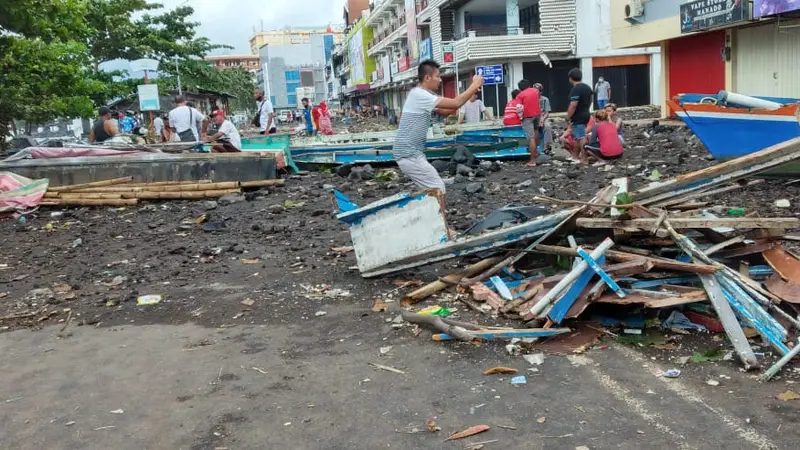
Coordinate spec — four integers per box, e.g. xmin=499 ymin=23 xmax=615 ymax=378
xmin=2 ymin=116 xmax=800 ymax=449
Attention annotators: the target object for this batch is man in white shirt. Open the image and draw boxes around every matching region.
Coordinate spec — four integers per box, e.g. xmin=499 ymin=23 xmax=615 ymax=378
xmin=458 ymin=92 xmax=493 ymax=124
xmin=392 ymin=60 xmax=484 ymax=195
xmin=204 ymin=110 xmax=242 ymax=153
xmin=168 ymin=96 xmax=208 ymax=141
xmin=153 ymin=114 xmax=164 ymax=142
xmin=254 ymin=88 xmax=276 ymax=134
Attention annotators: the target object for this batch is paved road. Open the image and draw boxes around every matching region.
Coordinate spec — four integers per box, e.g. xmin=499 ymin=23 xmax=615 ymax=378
xmin=0 ymin=309 xmax=796 ymax=450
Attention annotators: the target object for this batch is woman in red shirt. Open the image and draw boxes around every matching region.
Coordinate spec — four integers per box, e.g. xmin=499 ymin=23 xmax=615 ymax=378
xmin=502 ymin=89 xmax=523 ymax=126
xmin=585 ymin=109 xmax=623 ymax=161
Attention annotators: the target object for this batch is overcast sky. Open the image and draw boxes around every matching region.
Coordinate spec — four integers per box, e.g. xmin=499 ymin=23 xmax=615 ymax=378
xmin=159 ymin=0 xmax=344 ymax=55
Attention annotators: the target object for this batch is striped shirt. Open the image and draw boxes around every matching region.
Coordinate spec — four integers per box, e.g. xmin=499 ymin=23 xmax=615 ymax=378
xmin=392 ymin=87 xmax=440 ymax=159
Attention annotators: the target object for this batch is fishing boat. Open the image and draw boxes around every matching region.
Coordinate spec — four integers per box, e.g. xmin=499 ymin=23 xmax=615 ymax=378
xmin=292 ymin=141 xmax=525 ymax=166
xmin=667 ymin=91 xmax=800 ymax=161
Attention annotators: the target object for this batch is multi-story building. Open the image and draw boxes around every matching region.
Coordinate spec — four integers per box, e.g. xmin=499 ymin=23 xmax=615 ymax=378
xmin=249 ymin=26 xmax=344 ymax=55
xmin=611 ymin=0 xmax=800 ymax=115
xmin=343 ymin=0 xmax=372 ymax=25
xmin=257 ymin=34 xmax=329 ymax=111
xmin=204 ymin=55 xmax=260 ymax=74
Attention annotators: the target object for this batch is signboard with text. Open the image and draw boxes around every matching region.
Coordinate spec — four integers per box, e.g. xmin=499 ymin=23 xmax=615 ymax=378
xmin=475 ymin=65 xmax=503 ymax=85
xmin=405 ymin=0 xmax=419 ymax=64
xmin=442 ymin=43 xmax=454 ymax=63
xmin=680 ymin=0 xmax=750 ymax=33
xmin=419 ymin=38 xmax=433 ymax=62
xmin=398 ymin=56 xmax=410 ymax=72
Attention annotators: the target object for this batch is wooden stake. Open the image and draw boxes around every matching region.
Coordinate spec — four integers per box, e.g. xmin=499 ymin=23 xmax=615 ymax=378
xmin=49 ymin=176 xmax=133 ymax=192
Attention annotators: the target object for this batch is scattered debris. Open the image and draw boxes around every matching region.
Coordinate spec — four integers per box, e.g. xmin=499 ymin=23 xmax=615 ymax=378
xmin=483 ymin=367 xmax=518 ymax=375
xmin=447 ymin=424 xmax=490 ymax=441
xmin=368 ymin=363 xmax=406 ymax=374
xmin=136 ymin=295 xmax=162 ymax=306
xmin=523 ymin=353 xmax=545 ymax=366
xmin=662 ymin=369 xmax=681 ymax=378
xmin=776 ymin=390 xmax=800 ymax=401
xmin=774 ymin=199 xmax=791 ymax=208
xmin=425 ymin=418 xmax=441 ymax=433
xmin=314 ymin=311 xmax=327 ymax=317
xmin=511 ymin=375 xmax=527 ymax=385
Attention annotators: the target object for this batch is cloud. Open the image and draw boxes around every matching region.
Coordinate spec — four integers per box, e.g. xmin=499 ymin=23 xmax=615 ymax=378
xmin=158 ymin=0 xmax=343 ymax=55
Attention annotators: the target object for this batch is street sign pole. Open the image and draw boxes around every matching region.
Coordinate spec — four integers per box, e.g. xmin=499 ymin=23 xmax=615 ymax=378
xmin=455 ymin=56 xmax=459 ymax=95
xmin=495 ymin=83 xmax=499 ymax=118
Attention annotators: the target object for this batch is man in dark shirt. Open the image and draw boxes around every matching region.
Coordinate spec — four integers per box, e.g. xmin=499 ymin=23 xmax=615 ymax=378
xmin=566 ymin=68 xmax=593 ymax=164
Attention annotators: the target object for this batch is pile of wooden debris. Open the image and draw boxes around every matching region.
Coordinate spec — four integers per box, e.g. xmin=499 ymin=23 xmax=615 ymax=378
xmin=396 ymin=138 xmax=800 ymax=381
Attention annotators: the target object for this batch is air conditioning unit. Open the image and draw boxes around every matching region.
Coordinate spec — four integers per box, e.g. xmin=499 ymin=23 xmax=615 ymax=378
xmin=624 ymin=0 xmax=645 ymax=24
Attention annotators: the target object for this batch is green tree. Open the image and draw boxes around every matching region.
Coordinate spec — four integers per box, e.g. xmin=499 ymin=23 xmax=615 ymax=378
xmin=157 ymin=61 xmax=256 ymax=114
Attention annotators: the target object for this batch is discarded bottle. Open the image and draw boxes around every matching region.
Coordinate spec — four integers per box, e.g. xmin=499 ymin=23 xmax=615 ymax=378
xmin=727 ymin=208 xmax=746 ymax=216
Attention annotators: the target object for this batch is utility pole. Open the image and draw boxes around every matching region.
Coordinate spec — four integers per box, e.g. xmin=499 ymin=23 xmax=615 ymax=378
xmin=175 ymin=57 xmax=182 ymax=95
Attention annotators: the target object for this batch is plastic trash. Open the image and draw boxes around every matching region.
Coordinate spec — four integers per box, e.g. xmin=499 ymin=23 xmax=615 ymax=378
xmin=511 ymin=375 xmax=527 ymax=385
xmin=137 ymin=294 xmax=163 ymax=306
xmin=662 ymin=369 xmax=681 ymax=378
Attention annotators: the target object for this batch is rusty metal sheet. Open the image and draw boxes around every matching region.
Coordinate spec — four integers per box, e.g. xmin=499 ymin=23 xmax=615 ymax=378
xmin=762 ymin=246 xmax=800 ymax=284
xmin=765 ymin=274 xmax=800 ymax=304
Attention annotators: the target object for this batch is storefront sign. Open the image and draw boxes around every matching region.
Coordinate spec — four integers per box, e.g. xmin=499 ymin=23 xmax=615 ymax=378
xmin=680 ymin=0 xmax=750 ymax=33
xmin=405 ymin=0 xmax=419 ymax=64
xmin=137 ymin=84 xmax=160 ymax=111
xmin=754 ymin=0 xmax=800 ymax=18
xmin=419 ymin=38 xmax=432 ymax=62
xmin=442 ymin=43 xmax=454 ymax=63
xmin=390 ymin=61 xmax=398 ymax=75
xmin=398 ymin=56 xmax=409 ymax=73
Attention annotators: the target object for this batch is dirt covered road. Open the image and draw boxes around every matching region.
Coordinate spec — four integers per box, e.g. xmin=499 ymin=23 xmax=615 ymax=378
xmin=1 ymin=121 xmax=800 ymax=449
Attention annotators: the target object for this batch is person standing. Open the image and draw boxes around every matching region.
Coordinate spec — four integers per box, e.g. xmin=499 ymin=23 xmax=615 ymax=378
xmin=458 ymin=92 xmax=493 ymax=124
xmin=502 ymin=90 xmax=523 ymax=127
xmin=117 ymin=111 xmax=135 ymax=134
xmin=153 ymin=113 xmax=164 ymax=142
xmin=516 ymin=79 xmax=542 ymax=167
xmin=534 ymin=83 xmax=553 ymax=153
xmin=254 ymin=89 xmax=276 ymax=134
xmin=567 ymin=68 xmax=594 ymax=164
xmin=317 ymin=101 xmax=334 ymax=135
xmin=392 ymin=60 xmax=484 ymax=194
xmin=168 ymin=95 xmax=208 ymax=142
xmin=301 ymin=98 xmax=315 ymax=135
xmin=88 ymin=106 xmax=119 ymax=143
xmin=203 ymin=110 xmax=242 ymax=153
xmin=594 ymin=76 xmax=611 ymax=109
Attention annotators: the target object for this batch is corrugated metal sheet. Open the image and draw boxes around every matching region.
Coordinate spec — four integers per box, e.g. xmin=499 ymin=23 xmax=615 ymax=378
xmin=735 ymin=22 xmax=800 ymax=99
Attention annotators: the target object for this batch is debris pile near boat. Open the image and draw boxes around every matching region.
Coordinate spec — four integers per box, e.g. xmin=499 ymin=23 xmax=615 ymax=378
xmin=335 ymin=136 xmax=800 ymax=381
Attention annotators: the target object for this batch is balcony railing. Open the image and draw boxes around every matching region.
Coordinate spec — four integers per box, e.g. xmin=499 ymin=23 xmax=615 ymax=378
xmin=453 ymin=26 xmax=524 ymax=40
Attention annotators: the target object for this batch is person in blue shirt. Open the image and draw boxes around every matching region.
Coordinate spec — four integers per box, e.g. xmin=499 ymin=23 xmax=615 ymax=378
xmin=301 ymin=98 xmax=314 ymax=135
xmin=117 ymin=111 xmax=135 ymax=134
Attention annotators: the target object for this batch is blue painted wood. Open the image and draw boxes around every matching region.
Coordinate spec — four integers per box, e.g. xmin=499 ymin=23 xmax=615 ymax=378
xmin=717 ymin=275 xmax=790 ymax=355
xmin=547 ymin=256 xmax=606 ymax=324
xmin=433 ymin=328 xmax=571 ymax=341
xmin=577 ymin=248 xmax=626 ymax=298
xmin=630 ymin=277 xmax=699 ymax=289
xmin=490 ymin=276 xmax=513 ymax=300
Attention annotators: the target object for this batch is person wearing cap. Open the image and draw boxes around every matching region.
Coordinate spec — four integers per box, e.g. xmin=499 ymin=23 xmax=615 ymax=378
xmin=458 ymin=91 xmax=493 ymax=124
xmin=534 ymin=83 xmax=553 ymax=153
xmin=203 ymin=110 xmax=242 ymax=153
xmin=88 ymin=106 xmax=119 ymax=144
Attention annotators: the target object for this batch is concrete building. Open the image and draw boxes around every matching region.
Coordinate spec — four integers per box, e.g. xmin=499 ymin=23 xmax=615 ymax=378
xmin=249 ymin=26 xmax=344 ymax=55
xmin=575 ymin=0 xmax=661 ymax=108
xmin=204 ymin=55 xmax=260 ymax=74
xmin=257 ymin=34 xmax=328 ymax=111
xmin=343 ymin=0 xmax=372 ymax=25
xmin=610 ymin=0 xmax=800 ymax=116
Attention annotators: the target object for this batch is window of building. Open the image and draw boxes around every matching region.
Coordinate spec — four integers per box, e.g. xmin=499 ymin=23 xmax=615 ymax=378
xmin=285 ymin=70 xmax=300 ymax=81
xmin=286 ymin=82 xmax=301 ymax=93
xmin=300 ymin=70 xmax=314 ymax=87
xmin=520 ymin=3 xmax=541 ymax=34
xmin=288 ymin=94 xmax=297 ymax=106
xmin=270 ymin=95 xmax=276 ymax=105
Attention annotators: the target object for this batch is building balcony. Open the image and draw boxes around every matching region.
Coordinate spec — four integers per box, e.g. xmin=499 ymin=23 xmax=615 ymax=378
xmin=368 ymin=22 xmax=408 ymax=57
xmin=365 ymin=0 xmax=403 ymax=28
xmin=451 ymin=27 xmax=564 ymax=63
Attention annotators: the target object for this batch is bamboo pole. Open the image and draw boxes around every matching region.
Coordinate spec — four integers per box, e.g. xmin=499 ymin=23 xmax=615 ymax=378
xmin=68 ymin=182 xmax=240 ymax=193
xmin=401 ymin=256 xmax=504 ymax=306
xmin=55 ymin=192 xmax=125 ymax=200
xmin=240 ymin=179 xmax=285 ymax=188
xmin=121 ymin=188 xmax=240 ymax=200
xmin=41 ymin=198 xmax=138 ymax=207
xmin=122 ymin=180 xmax=213 ymax=187
xmin=49 ymin=176 xmax=133 ymax=192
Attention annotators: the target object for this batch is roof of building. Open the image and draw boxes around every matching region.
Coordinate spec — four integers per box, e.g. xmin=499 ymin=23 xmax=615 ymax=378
xmin=204 ymin=54 xmax=260 ymax=61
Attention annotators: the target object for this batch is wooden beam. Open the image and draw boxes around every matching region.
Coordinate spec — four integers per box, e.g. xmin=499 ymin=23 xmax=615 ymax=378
xmin=534 ymin=244 xmax=718 ymax=274
xmin=576 ymin=217 xmax=800 ymax=230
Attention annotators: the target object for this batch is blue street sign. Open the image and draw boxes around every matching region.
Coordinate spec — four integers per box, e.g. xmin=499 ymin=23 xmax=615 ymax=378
xmin=475 ymin=64 xmax=504 ymax=85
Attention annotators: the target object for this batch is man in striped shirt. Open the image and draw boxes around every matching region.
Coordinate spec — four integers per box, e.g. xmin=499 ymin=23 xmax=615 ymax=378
xmin=393 ymin=60 xmax=484 ymax=194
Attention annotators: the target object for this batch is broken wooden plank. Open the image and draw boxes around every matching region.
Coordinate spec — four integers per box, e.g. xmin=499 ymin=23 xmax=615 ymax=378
xmin=534 ymin=244 xmax=718 ymax=274
xmin=547 ymin=256 xmax=606 ymax=324
xmin=703 ymin=235 xmax=746 ymax=256
xmin=602 ymin=259 xmax=654 ymax=277
xmin=596 ymin=290 xmax=706 ymax=308
xmin=762 ymin=246 xmax=800 ymax=283
xmin=714 ymin=241 xmax=775 ymax=259
xmin=501 ymin=284 xmax=541 ymax=313
xmin=655 ymin=180 xmax=765 ymax=208
xmin=576 ymin=217 xmax=800 ymax=230
xmin=634 ymin=137 xmax=800 ymax=203
xmin=765 ymin=274 xmax=800 ymax=304
xmin=432 ymin=328 xmax=571 ymax=341
xmin=699 ymin=274 xmax=760 ymax=370
xmin=576 ymin=248 xmax=625 ymax=298
xmin=401 ymin=256 xmax=503 ymax=305
xmin=470 ymin=283 xmax=505 ymax=310
xmin=530 ymin=239 xmax=615 ymax=317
